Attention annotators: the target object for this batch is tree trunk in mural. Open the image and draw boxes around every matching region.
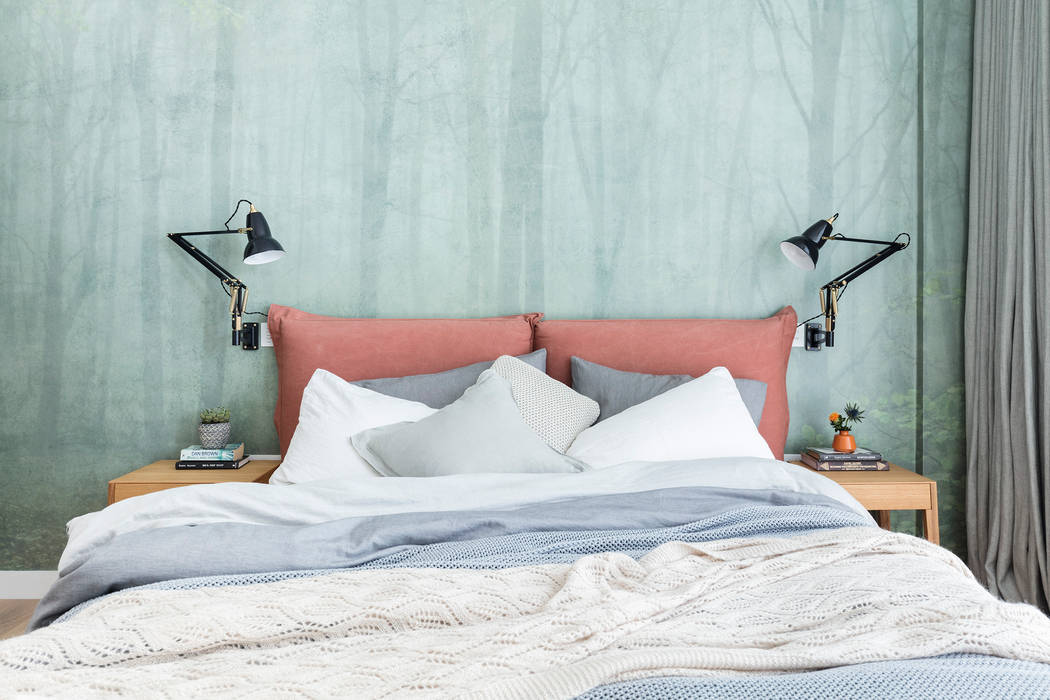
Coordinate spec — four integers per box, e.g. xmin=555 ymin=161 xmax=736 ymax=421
xmin=461 ymin=0 xmax=495 ymax=311
xmin=407 ymin=101 xmax=425 ymax=302
xmin=1 ymin=91 xmax=23 ymax=339
xmin=854 ymin=4 xmax=917 ymax=221
xmin=722 ymin=5 xmax=758 ymax=257
xmin=564 ymin=4 xmax=608 ymax=316
xmin=81 ymin=26 xmax=120 ymax=437
xmin=806 ymin=1 xmax=843 ymax=216
xmin=357 ymin=0 xmax=400 ymax=316
xmin=566 ymin=43 xmax=605 ymax=316
xmin=133 ymin=5 xmax=165 ymax=442
xmin=593 ymin=2 xmax=683 ymax=306
xmin=759 ymin=0 xmax=844 ymax=217
xmin=35 ymin=10 xmax=80 ymax=434
xmin=498 ymin=0 xmax=543 ymax=313
xmin=200 ymin=13 xmax=234 ymax=405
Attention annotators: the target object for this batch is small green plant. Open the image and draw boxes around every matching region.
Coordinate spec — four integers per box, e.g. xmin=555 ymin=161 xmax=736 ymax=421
xmin=828 ymin=402 xmax=865 ymax=432
xmin=200 ymin=406 xmax=230 ymax=424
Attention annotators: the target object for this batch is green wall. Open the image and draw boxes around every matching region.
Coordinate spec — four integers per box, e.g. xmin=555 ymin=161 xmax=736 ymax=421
xmin=0 ymin=0 xmax=972 ymax=569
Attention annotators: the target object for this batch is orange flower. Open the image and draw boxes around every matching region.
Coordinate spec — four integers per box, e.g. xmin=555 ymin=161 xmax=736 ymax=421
xmin=829 ymin=412 xmax=840 ymax=422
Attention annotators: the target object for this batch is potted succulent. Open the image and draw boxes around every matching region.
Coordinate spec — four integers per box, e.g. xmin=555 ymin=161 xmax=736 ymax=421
xmin=828 ymin=402 xmax=865 ymax=453
xmin=199 ymin=406 xmax=231 ymax=449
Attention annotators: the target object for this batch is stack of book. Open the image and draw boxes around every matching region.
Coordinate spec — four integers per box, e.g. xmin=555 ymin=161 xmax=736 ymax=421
xmin=801 ymin=447 xmax=888 ymax=471
xmin=176 ymin=442 xmax=250 ymax=470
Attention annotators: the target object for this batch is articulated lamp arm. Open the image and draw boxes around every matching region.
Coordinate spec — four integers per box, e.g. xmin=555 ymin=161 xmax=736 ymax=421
xmin=167 ymin=229 xmax=250 ymax=346
xmin=817 ymin=234 xmax=910 ymax=348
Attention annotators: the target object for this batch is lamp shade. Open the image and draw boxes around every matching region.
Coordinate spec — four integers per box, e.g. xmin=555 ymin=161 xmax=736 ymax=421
xmin=780 ymin=237 xmax=820 ymax=270
xmin=243 ymin=209 xmax=285 ymax=265
xmin=780 ymin=215 xmax=835 ymax=270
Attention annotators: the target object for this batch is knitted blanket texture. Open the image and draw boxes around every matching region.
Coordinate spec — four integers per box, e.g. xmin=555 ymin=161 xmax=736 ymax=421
xmin=2 ymin=526 xmax=1049 ymax=698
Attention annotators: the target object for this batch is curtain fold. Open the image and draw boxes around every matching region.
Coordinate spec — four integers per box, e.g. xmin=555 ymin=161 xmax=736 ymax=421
xmin=965 ymin=0 xmax=1050 ymax=610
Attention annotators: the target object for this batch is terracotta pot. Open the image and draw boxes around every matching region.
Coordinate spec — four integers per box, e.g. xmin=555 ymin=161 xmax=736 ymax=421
xmin=832 ymin=430 xmax=856 ymax=453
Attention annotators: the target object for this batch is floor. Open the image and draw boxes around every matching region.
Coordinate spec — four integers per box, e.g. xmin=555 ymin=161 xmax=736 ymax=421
xmin=0 ymin=600 xmax=36 ymax=640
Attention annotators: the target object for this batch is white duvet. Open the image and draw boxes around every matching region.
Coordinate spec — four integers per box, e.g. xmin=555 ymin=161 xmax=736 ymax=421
xmin=61 ymin=458 xmax=870 ymax=573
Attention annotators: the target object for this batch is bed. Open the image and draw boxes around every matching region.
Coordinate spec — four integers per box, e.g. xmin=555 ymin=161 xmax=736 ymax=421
xmin=3 ymin=305 xmax=1050 ymax=698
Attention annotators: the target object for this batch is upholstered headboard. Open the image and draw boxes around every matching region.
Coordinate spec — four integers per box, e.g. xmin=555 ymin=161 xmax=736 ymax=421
xmin=533 ymin=307 xmax=797 ymax=459
xmin=268 ymin=304 xmax=796 ymax=459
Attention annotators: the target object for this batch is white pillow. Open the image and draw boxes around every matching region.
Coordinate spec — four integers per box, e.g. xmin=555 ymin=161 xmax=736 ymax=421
xmin=566 ymin=366 xmax=774 ymax=468
xmin=351 ymin=371 xmax=587 ymax=477
xmin=489 ymin=355 xmax=599 ymax=452
xmin=269 ymin=369 xmax=437 ymax=484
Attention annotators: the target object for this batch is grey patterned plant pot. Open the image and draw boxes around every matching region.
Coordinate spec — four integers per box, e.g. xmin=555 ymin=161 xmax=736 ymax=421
xmin=199 ymin=422 xmax=231 ymax=449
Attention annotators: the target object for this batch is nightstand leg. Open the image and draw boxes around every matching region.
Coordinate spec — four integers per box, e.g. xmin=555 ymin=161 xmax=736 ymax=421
xmin=923 ymin=483 xmax=940 ymax=545
xmin=874 ymin=510 xmax=891 ymax=529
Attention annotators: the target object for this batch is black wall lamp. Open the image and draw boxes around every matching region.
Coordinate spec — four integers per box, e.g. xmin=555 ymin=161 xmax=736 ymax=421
xmin=781 ymin=213 xmax=910 ymax=350
xmin=167 ymin=199 xmax=285 ymax=350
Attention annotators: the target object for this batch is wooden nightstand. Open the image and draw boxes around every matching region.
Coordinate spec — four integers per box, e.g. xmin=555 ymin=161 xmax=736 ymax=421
xmin=108 ymin=459 xmax=280 ymax=504
xmin=789 ymin=461 xmax=939 ymax=545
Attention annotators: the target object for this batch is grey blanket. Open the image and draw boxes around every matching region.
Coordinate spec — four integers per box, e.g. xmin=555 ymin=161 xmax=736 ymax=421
xmin=578 ymin=655 xmax=1050 ymax=699
xmin=32 ymin=486 xmax=858 ymax=630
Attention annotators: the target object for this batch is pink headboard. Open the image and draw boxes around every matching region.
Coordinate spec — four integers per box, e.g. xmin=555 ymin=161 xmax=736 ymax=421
xmin=268 ymin=305 xmax=541 ymax=457
xmin=533 ymin=307 xmax=797 ymax=459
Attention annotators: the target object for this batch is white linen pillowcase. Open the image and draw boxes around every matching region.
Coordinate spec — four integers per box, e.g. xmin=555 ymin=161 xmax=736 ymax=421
xmin=566 ymin=366 xmax=775 ymax=469
xmin=269 ymin=369 xmax=437 ymax=485
xmin=351 ymin=370 xmax=587 ymax=478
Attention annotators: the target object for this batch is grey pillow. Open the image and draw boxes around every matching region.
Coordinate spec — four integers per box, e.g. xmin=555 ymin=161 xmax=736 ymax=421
xmin=354 ymin=349 xmax=546 ymax=408
xmin=351 ymin=370 xmax=587 ymax=477
xmin=570 ymin=356 xmax=767 ymax=426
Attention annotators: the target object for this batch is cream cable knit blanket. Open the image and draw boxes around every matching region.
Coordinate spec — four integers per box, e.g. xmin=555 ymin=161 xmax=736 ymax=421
xmin=2 ymin=527 xmax=1049 ymax=699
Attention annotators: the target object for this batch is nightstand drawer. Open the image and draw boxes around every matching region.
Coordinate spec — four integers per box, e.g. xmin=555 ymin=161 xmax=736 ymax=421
xmin=108 ymin=460 xmax=280 ymax=505
xmin=109 ymin=482 xmax=187 ymax=503
xmin=841 ymin=484 xmax=933 ymax=511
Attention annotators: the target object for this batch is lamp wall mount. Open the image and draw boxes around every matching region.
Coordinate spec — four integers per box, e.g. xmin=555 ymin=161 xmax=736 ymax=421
xmin=241 ymin=322 xmax=260 ymax=350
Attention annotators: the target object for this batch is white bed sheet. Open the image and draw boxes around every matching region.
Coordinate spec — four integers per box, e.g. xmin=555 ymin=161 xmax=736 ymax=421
xmin=62 ymin=458 xmax=872 ymax=573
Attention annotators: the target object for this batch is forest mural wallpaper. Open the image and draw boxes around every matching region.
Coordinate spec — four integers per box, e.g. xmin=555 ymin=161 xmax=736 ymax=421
xmin=0 ymin=0 xmax=971 ymax=569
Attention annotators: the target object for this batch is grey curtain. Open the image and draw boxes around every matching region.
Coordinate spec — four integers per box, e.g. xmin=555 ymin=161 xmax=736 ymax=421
xmin=966 ymin=0 xmax=1050 ymax=610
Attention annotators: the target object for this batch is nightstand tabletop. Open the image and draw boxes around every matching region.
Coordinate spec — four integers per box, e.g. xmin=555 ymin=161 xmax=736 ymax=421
xmin=108 ymin=459 xmax=280 ymax=504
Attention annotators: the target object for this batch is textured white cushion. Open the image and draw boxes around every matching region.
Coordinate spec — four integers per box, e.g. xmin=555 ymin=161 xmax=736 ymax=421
xmin=489 ymin=355 xmax=599 ymax=452
xmin=566 ymin=366 xmax=775 ymax=468
xmin=269 ymin=369 xmax=437 ymax=484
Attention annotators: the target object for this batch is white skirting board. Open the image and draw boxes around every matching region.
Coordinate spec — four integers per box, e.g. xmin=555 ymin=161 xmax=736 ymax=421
xmin=0 ymin=571 xmax=57 ymax=598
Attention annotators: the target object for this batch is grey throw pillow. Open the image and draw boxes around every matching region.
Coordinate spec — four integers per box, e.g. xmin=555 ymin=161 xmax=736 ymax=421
xmin=570 ymin=356 xmax=767 ymax=426
xmin=734 ymin=379 xmax=768 ymax=427
xmin=354 ymin=349 xmax=546 ymax=408
xmin=351 ymin=370 xmax=587 ymax=477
